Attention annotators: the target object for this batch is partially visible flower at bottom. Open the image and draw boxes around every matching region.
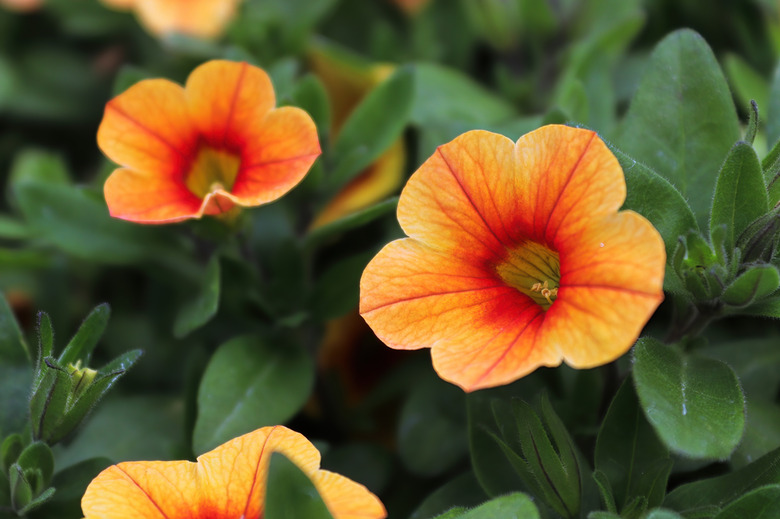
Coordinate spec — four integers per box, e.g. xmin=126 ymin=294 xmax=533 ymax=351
xmin=360 ymin=125 xmax=665 ymax=392
xmin=81 ymin=425 xmax=387 ymax=519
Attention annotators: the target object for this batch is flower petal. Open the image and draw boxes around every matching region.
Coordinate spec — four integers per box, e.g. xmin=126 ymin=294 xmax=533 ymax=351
xmin=134 ymin=0 xmax=240 ymax=39
xmin=197 ymin=426 xmax=320 ymax=519
xmin=231 ymin=106 xmax=321 ymax=205
xmin=104 ymin=168 xmax=202 ymax=223
xmin=185 ymin=60 xmax=275 ymax=150
xmin=82 ymin=461 xmax=197 ymax=519
xmin=312 ymin=471 xmax=387 ymax=519
xmin=98 ymin=79 xmax=196 ymax=178
xmin=513 ymin=125 xmax=626 ymax=245
xmin=547 ymin=211 xmax=665 ymax=367
xmin=397 ymin=130 xmax=516 ymax=259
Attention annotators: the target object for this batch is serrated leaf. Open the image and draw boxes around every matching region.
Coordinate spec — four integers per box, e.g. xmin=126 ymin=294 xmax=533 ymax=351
xmin=618 ymin=29 xmax=740 ymax=226
xmin=193 ymin=335 xmax=314 ymax=454
xmin=633 ymin=338 xmax=746 ymax=459
xmin=265 ymin=453 xmax=334 ymax=519
xmin=173 ymin=255 xmax=221 ymax=338
xmin=710 ymin=142 xmax=768 ymax=254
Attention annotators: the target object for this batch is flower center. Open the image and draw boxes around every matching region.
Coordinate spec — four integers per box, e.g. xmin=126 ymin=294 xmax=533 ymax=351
xmin=185 ymin=146 xmax=241 ymax=198
xmin=495 ymin=241 xmax=561 ymax=310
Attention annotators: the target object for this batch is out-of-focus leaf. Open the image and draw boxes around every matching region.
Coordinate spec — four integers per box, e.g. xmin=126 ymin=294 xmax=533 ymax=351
xmin=330 ymin=66 xmax=414 ymax=190
xmin=0 ymin=292 xmax=29 ymax=364
xmin=292 ymin=74 xmax=331 ymax=141
xmin=767 ymin=61 xmax=780 ymax=148
xmin=304 ymin=197 xmax=398 ymax=250
xmin=731 ymin=398 xmax=780 ymax=470
xmin=111 ymin=65 xmax=154 ymax=96
xmin=633 ymin=338 xmax=745 ymax=460
xmin=702 ymin=337 xmax=780 ymax=400
xmin=0 ymin=217 xmax=28 ymax=240
xmin=710 ymin=142 xmax=768 ymax=254
xmin=618 ymin=29 xmax=740 ymax=226
xmin=173 ymin=255 xmax=221 ymax=338
xmin=665 ymin=446 xmax=780 ymax=510
xmin=409 ymin=472 xmax=488 ymax=519
xmin=723 ymin=53 xmax=769 ymax=115
xmin=711 ymin=485 xmax=780 ymax=519
xmin=309 ymin=252 xmax=373 ymax=321
xmin=321 ymin=443 xmax=393 ymax=496
xmin=265 ymin=453 xmax=334 ymax=519
xmin=595 ymin=377 xmax=671 ymax=513
xmin=411 ymin=63 xmax=515 ymax=126
xmin=398 ymin=375 xmax=468 ymax=477
xmin=193 ymin=335 xmax=313 ymax=454
xmin=0 ymin=364 xmax=32 ymax=438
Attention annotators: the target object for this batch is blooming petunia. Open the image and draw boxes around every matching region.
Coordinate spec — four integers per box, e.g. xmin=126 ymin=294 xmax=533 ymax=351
xmin=359 ymin=125 xmax=665 ymax=392
xmin=98 ymin=60 xmax=320 ymax=224
xmin=100 ymin=0 xmax=242 ymax=39
xmin=81 ymin=425 xmax=387 ymax=519
xmin=308 ymin=42 xmax=405 ymax=228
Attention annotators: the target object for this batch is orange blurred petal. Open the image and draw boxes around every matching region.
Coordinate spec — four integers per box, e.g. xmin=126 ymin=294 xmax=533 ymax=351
xmin=134 ymin=0 xmax=240 ymax=39
xmin=98 ymin=79 xmax=197 ymax=178
xmin=232 ymin=106 xmax=321 ymax=205
xmin=186 ymin=60 xmax=275 ymax=150
xmin=82 ymin=461 xmax=197 ymax=519
xmin=0 ymin=0 xmax=41 ymax=12
xmin=104 ymin=168 xmax=202 ymax=223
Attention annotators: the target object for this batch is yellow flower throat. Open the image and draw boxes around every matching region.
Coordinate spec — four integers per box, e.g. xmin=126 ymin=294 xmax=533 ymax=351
xmin=185 ymin=147 xmax=241 ymax=198
xmin=495 ymin=241 xmax=561 ymax=310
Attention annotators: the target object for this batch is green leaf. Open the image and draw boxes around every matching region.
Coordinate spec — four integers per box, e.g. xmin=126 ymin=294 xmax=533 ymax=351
xmin=644 ymin=510 xmax=685 ymax=519
xmin=633 ymin=338 xmax=746 ymax=459
xmin=618 ymin=29 xmax=740 ymax=226
xmin=0 ymin=365 xmax=33 ymax=437
xmin=17 ymin=486 xmax=55 ymax=515
xmin=16 ymin=442 xmax=54 ymax=489
xmin=0 ymin=292 xmax=29 ymax=364
xmin=0 ymin=435 xmax=23 ymax=474
xmin=722 ymin=265 xmax=780 ymax=308
xmin=173 ymin=255 xmax=221 ymax=338
xmin=330 ymin=66 xmax=414 ymax=190
xmin=455 ymin=493 xmax=541 ymax=519
xmin=731 ymin=399 xmax=780 ymax=470
xmin=0 ymin=216 xmax=28 ymax=240
xmin=7 ymin=150 xmax=69 ymax=203
xmin=309 ymin=252 xmax=374 ymax=321
xmin=291 ymin=74 xmax=331 ymax=141
xmin=31 ymin=457 xmax=111 ymax=519
xmin=9 ymin=464 xmax=32 ymax=511
xmin=14 ymin=182 xmax=182 ymax=265
xmin=111 ymin=65 xmax=154 ymax=96
xmin=58 ymin=303 xmax=110 ymax=366
xmin=193 ymin=335 xmax=314 ymax=454
xmin=710 ymin=142 xmax=768 ymax=254
xmin=409 ymin=472 xmax=488 ymax=519
xmin=265 ymin=453 xmax=334 ymax=519
xmin=723 ymin=54 xmax=769 ymax=117
xmin=303 ymin=197 xmax=398 ymax=251
xmin=702 ymin=337 xmax=780 ymax=400
xmin=398 ymin=375 xmax=468 ymax=477
xmin=613 ymin=146 xmax=698 ymax=262
xmin=711 ymin=485 xmax=780 ymax=519
xmin=411 ymin=63 xmax=516 ymax=126
xmin=665 ymin=446 xmax=780 ymax=510
xmin=767 ymin=60 xmax=780 ymax=148
xmin=595 ymin=377 xmax=671 ymax=512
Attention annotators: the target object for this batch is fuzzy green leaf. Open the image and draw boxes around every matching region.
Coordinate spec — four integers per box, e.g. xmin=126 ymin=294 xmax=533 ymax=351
xmin=722 ymin=265 xmax=780 ymax=308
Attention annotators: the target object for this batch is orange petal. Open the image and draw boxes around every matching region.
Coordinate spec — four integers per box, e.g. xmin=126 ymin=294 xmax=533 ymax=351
xmin=548 ymin=211 xmax=665 ymax=367
xmin=197 ymin=426 xmax=320 ymax=518
xmin=185 ymin=60 xmax=275 ymax=150
xmin=230 ymin=106 xmax=321 ymax=206
xmin=98 ymin=78 xmax=196 ymax=178
xmin=397 ymin=130 xmax=516 ymax=259
xmin=104 ymin=168 xmax=202 ymax=223
xmin=0 ymin=0 xmax=42 ymax=11
xmin=513 ymin=125 xmax=626 ymax=246
xmin=82 ymin=461 xmax=197 ymax=519
xmin=311 ymin=139 xmax=404 ymax=228
xmin=134 ymin=0 xmax=240 ymax=39
xmin=312 ymin=470 xmax=387 ymax=519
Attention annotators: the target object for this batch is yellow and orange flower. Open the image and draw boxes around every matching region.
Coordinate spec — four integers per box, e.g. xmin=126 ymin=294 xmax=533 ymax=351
xmin=0 ymin=0 xmax=41 ymax=12
xmin=98 ymin=60 xmax=320 ymax=224
xmin=308 ymin=43 xmax=405 ymax=228
xmin=359 ymin=125 xmax=665 ymax=392
xmin=82 ymin=425 xmax=387 ymax=519
xmin=100 ymin=0 xmax=242 ymax=39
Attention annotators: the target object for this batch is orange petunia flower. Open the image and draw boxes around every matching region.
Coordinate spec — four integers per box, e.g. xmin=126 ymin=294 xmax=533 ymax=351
xmin=100 ymin=0 xmax=242 ymax=39
xmin=308 ymin=43 xmax=405 ymax=228
xmin=0 ymin=0 xmax=41 ymax=12
xmin=81 ymin=425 xmax=387 ymax=519
xmin=98 ymin=60 xmax=320 ymax=224
xmin=359 ymin=125 xmax=665 ymax=392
